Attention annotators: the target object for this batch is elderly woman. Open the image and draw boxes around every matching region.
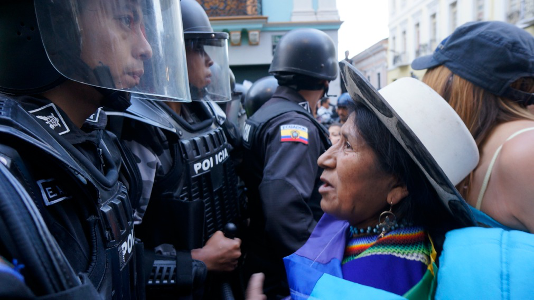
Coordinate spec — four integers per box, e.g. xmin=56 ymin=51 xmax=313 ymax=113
xmin=411 ymin=21 xmax=534 ymax=233
xmin=278 ymin=63 xmax=480 ymax=299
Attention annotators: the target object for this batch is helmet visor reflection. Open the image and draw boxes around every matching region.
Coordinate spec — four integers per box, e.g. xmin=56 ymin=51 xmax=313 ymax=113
xmin=185 ymin=33 xmax=231 ymax=102
xmin=35 ymin=0 xmax=191 ymax=102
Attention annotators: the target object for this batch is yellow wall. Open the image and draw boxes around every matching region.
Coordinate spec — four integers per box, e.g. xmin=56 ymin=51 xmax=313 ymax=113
xmin=387 ymin=65 xmax=412 ymax=84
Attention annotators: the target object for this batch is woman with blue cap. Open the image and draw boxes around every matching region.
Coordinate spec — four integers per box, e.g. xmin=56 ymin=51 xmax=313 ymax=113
xmin=411 ymin=21 xmax=534 ymax=299
xmin=412 ymin=21 xmax=534 ymax=233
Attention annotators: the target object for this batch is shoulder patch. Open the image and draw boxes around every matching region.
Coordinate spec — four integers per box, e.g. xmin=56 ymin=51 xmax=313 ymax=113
xmin=280 ymin=124 xmax=308 ymax=145
xmin=36 ymin=178 xmax=72 ymax=206
xmin=29 ymin=103 xmax=70 ymax=135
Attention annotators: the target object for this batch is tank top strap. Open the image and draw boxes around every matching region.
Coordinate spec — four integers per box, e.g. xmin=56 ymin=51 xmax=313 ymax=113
xmin=476 ymin=127 xmax=534 ymax=209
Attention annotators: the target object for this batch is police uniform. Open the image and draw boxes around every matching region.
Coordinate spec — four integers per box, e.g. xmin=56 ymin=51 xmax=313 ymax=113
xmin=240 ymin=85 xmax=330 ymax=297
xmin=0 ymin=95 xmax=143 ymax=299
xmin=0 ymin=0 xmax=189 ymax=298
xmin=107 ymin=98 xmax=245 ymax=299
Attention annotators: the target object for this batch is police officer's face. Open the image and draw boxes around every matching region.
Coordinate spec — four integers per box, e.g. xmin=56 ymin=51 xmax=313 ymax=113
xmin=186 ymin=42 xmax=214 ymax=89
xmin=318 ymin=114 xmax=397 ymax=227
xmin=337 ymin=106 xmax=349 ymax=124
xmin=79 ymin=0 xmax=153 ymax=89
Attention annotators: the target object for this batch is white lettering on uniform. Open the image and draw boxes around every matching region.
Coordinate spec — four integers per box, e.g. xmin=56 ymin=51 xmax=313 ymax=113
xmin=194 ymin=163 xmax=202 ymax=174
xmin=193 ymin=149 xmax=229 ymax=174
xmin=45 ymin=187 xmax=57 ymax=198
xmin=215 ymin=148 xmax=229 ymax=164
xmin=243 ymin=124 xmax=251 ymax=142
xmin=120 ymin=229 xmax=135 ymax=262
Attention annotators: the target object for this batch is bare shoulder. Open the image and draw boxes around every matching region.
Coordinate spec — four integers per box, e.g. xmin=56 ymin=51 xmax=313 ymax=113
xmin=495 ymin=127 xmax=534 ymax=232
xmin=499 ymin=128 xmax=534 ymax=164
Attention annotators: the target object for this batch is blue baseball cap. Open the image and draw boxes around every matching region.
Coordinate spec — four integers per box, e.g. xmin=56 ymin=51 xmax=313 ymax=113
xmin=411 ymin=21 xmax=534 ymax=105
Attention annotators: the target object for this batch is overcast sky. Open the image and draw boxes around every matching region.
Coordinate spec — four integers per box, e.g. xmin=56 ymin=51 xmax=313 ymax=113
xmin=336 ymin=0 xmax=390 ymax=59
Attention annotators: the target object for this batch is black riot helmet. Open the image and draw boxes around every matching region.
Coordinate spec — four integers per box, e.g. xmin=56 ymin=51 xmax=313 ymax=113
xmin=269 ymin=28 xmax=338 ymax=90
xmin=244 ymin=76 xmax=279 ymax=117
xmin=234 ymin=83 xmax=248 ymax=104
xmin=181 ymin=0 xmax=231 ymax=102
xmin=0 ymin=1 xmax=64 ymax=95
xmin=230 ymin=68 xmax=236 ymax=92
xmin=0 ymin=0 xmax=190 ymax=103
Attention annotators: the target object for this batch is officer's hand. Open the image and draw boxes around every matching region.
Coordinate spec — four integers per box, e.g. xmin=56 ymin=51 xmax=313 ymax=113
xmin=191 ymin=231 xmax=241 ymax=272
xmin=246 ymin=273 xmax=267 ymax=300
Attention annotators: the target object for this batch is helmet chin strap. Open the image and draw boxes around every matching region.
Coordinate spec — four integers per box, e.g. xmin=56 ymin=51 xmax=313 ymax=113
xmin=93 ymin=65 xmax=131 ymax=111
xmin=275 ymin=73 xmax=327 ymax=92
xmin=189 ymin=84 xmax=207 ymax=101
xmin=323 ymin=83 xmax=330 ymax=98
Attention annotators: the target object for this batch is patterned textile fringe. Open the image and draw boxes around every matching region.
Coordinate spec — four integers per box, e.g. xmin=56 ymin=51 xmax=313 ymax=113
xmin=342 ymin=226 xmax=431 ymax=265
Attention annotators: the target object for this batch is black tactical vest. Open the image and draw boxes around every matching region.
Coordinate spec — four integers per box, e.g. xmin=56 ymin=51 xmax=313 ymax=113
xmin=110 ymin=99 xmax=244 ymax=251
xmin=0 ymin=96 xmax=143 ymax=299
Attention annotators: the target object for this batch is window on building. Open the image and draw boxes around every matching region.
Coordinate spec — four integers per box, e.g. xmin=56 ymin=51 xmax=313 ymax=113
xmin=509 ymin=0 xmax=520 ymax=13
xmin=475 ymin=0 xmax=484 ymax=20
xmin=377 ymin=73 xmax=381 ymax=89
xmin=430 ymin=13 xmax=437 ymax=49
xmin=450 ymin=1 xmax=457 ymax=33
xmin=390 ymin=0 xmax=396 ymax=15
xmin=507 ymin=0 xmax=521 ymax=23
xmin=415 ymin=22 xmax=420 ymax=57
xmin=402 ymin=30 xmax=407 ymax=53
xmin=272 ymin=35 xmax=283 ymax=56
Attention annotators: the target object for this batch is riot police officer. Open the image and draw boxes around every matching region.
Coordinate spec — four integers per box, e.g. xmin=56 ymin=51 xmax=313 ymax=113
xmin=334 ymin=92 xmax=354 ymax=124
xmin=105 ymin=0 xmax=244 ymax=298
xmin=239 ymin=28 xmax=337 ymax=299
xmin=0 ymin=0 xmax=189 ymax=298
xmin=243 ymin=76 xmax=279 ymax=118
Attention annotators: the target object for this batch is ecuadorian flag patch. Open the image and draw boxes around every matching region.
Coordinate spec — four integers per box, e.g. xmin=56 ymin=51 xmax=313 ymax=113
xmin=280 ymin=124 xmax=308 ymax=145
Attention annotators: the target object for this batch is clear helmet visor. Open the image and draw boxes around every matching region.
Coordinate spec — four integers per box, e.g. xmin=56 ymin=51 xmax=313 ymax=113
xmin=185 ymin=33 xmax=231 ymax=102
xmin=34 ymin=0 xmax=191 ymax=102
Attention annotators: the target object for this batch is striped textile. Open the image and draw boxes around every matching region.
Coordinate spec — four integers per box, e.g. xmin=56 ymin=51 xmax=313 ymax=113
xmin=343 ymin=226 xmax=431 ymax=264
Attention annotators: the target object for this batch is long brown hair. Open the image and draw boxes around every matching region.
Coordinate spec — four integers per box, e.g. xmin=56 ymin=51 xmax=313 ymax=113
xmin=422 ymin=65 xmax=534 ymax=197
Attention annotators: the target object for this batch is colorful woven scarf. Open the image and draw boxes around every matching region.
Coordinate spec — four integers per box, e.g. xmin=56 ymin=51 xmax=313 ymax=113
xmin=343 ymin=226 xmax=431 ymax=265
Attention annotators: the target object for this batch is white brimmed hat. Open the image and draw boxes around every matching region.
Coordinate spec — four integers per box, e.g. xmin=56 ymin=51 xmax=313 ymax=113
xmin=340 ymin=61 xmax=479 ymax=226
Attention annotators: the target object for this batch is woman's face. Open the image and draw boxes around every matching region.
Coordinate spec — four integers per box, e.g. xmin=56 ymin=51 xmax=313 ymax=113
xmin=318 ymin=114 xmax=398 ymax=226
xmin=186 ymin=43 xmax=214 ymax=89
xmin=79 ymin=0 xmax=153 ymax=89
xmin=328 ymin=125 xmax=341 ymax=145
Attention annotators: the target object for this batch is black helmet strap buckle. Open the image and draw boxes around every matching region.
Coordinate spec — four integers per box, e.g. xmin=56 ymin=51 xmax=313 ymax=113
xmin=275 ymin=73 xmax=327 ymax=92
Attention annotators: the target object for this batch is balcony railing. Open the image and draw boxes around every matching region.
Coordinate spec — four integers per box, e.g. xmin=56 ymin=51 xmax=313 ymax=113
xmin=198 ymin=0 xmax=262 ymax=17
xmin=415 ymin=43 xmax=434 ymax=58
xmin=508 ymin=1 xmax=534 ymax=24
xmin=392 ymin=52 xmax=408 ymax=66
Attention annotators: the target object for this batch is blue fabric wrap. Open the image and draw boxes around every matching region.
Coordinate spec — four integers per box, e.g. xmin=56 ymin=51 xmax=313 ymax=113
xmin=283 ymin=214 xmax=346 ymax=299
xmin=0 ymin=263 xmax=24 ymax=282
xmin=436 ymin=227 xmax=534 ymax=299
xmin=311 ymin=274 xmax=406 ymax=300
xmin=284 ymin=253 xmax=406 ymax=299
xmin=284 ymin=214 xmax=408 ymax=299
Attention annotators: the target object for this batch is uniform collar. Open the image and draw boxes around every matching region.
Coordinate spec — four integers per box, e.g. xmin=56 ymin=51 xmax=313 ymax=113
xmin=272 ymin=86 xmax=312 ymax=114
xmin=16 ymin=95 xmax=105 ymax=145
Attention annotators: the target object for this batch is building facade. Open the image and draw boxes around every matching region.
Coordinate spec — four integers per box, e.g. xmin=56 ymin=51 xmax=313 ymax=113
xmin=200 ymin=0 xmax=343 ymax=97
xmin=387 ymin=0 xmax=534 ymax=83
xmin=350 ymin=38 xmax=389 ymax=90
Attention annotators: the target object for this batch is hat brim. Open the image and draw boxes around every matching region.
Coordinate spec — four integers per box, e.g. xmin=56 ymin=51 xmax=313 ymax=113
xmin=411 ymin=54 xmax=442 ymax=70
xmin=340 ymin=60 xmax=475 ymax=227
